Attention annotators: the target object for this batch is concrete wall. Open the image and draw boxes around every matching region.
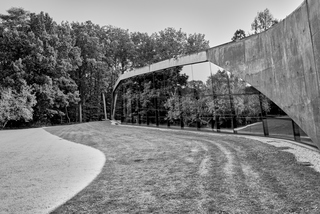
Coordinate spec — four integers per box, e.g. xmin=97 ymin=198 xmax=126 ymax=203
xmin=113 ymin=0 xmax=320 ymax=148
xmin=113 ymin=51 xmax=208 ymax=91
xmin=207 ymin=0 xmax=320 ymax=148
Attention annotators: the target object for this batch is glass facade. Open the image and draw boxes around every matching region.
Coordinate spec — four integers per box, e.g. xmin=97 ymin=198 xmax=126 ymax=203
xmin=113 ymin=64 xmax=313 ymax=146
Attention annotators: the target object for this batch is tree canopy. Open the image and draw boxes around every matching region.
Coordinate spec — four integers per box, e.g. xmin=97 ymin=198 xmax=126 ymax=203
xmin=0 ymin=7 xmax=210 ymax=127
xmin=231 ymin=29 xmax=246 ymax=41
xmin=251 ymin=8 xmax=279 ymax=34
xmin=1 ymin=6 xmax=280 ymax=129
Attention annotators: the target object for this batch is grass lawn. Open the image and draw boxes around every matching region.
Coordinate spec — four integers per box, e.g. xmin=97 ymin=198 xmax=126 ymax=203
xmin=46 ymin=121 xmax=320 ymax=213
xmin=237 ymin=118 xmax=308 ymax=136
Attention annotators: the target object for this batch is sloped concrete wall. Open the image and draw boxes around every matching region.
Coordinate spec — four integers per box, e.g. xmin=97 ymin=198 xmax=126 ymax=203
xmin=207 ymin=0 xmax=320 ymax=148
xmin=113 ymin=51 xmax=208 ymax=91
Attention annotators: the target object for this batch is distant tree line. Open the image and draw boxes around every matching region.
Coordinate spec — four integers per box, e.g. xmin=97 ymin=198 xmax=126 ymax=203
xmin=0 ymin=7 xmax=209 ymax=128
xmin=119 ymin=68 xmax=271 ymax=128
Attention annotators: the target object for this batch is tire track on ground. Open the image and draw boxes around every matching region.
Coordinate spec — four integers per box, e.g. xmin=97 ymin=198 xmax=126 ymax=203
xmin=205 ymin=139 xmax=240 ymax=212
xmin=205 ymin=138 xmax=286 ymax=213
xmin=226 ymin=138 xmax=288 ymax=213
xmin=178 ymin=135 xmax=284 ymax=213
xmin=187 ymin=141 xmax=209 ymax=213
xmin=176 ymin=137 xmax=236 ymax=213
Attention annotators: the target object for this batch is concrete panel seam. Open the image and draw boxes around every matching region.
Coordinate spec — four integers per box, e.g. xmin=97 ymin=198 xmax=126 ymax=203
xmin=306 ymin=0 xmax=320 ymax=84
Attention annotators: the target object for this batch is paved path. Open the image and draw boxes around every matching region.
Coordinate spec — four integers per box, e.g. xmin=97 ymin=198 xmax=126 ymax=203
xmin=0 ymin=128 xmax=106 ymax=214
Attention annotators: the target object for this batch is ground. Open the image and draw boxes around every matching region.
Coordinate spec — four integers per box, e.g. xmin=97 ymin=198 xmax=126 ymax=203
xmin=45 ymin=121 xmax=320 ymax=214
xmin=236 ymin=117 xmax=307 ymax=137
xmin=0 ymin=128 xmax=105 ymax=214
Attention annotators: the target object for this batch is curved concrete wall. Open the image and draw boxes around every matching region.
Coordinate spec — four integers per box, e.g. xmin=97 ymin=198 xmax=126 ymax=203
xmin=113 ymin=0 xmax=320 ymax=149
xmin=207 ymin=0 xmax=320 ymax=148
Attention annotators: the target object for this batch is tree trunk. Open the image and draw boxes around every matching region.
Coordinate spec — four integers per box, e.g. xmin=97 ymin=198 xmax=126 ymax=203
xmin=65 ymin=106 xmax=70 ymax=123
xmin=102 ymin=92 xmax=107 ymax=120
xmin=2 ymin=120 xmax=8 ymax=129
xmin=79 ymin=103 xmax=82 ymax=123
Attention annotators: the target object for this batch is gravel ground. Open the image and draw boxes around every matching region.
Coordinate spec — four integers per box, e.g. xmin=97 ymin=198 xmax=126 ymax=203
xmin=0 ymin=128 xmax=106 ymax=214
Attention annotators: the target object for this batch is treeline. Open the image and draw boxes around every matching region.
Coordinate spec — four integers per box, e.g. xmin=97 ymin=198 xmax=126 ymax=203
xmin=118 ymin=69 xmax=272 ymax=128
xmin=0 ymin=8 xmax=209 ymax=128
xmin=115 ymin=8 xmax=284 ymax=128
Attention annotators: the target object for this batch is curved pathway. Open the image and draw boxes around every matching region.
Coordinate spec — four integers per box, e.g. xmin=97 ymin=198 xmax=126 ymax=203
xmin=0 ymin=128 xmax=105 ymax=214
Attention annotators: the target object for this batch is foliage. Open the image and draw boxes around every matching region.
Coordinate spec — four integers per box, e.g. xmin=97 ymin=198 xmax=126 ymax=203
xmin=153 ymin=28 xmax=209 ymax=60
xmin=70 ymin=21 xmax=109 ymax=122
xmin=0 ymin=6 xmax=277 ymax=129
xmin=231 ymin=29 xmax=246 ymax=41
xmin=122 ymin=67 xmax=188 ymax=119
xmin=130 ymin=32 xmax=156 ymax=68
xmin=0 ymin=7 xmax=210 ymax=127
xmin=102 ymin=25 xmax=135 ymax=74
xmin=251 ymin=8 xmax=279 ymax=34
xmin=185 ymin=33 xmax=210 ymax=54
xmin=0 ymin=85 xmax=36 ymax=128
xmin=163 ymin=70 xmax=270 ymax=127
xmin=153 ymin=27 xmax=187 ymax=60
xmin=164 ymin=92 xmax=210 ymax=126
xmin=0 ymin=8 xmax=81 ymax=125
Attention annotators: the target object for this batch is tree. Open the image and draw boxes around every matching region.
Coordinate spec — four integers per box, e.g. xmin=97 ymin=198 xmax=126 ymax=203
xmin=120 ymin=27 xmax=209 ymax=124
xmin=153 ymin=27 xmax=187 ymax=60
xmin=28 ymin=12 xmax=81 ymax=123
xmin=122 ymin=66 xmax=188 ymax=121
xmin=0 ymin=84 xmax=36 ymax=128
xmin=231 ymin=29 xmax=246 ymax=41
xmin=71 ymin=21 xmax=108 ymax=122
xmin=185 ymin=33 xmax=210 ymax=54
xmin=130 ymin=32 xmax=156 ymax=68
xmin=102 ymin=25 xmax=135 ymax=74
xmin=164 ymin=94 xmax=209 ymax=126
xmin=0 ymin=7 xmax=30 ymax=30
xmin=0 ymin=7 xmax=212 ymax=126
xmin=251 ymin=8 xmax=279 ymax=34
xmin=152 ymin=28 xmax=210 ymax=61
xmin=0 ymin=8 xmax=81 ymax=124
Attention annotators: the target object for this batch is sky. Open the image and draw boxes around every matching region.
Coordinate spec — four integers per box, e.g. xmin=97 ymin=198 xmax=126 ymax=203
xmin=0 ymin=0 xmax=303 ymax=82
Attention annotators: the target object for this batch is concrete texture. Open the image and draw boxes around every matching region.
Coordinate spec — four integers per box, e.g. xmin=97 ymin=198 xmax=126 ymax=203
xmin=113 ymin=0 xmax=320 ymax=149
xmin=207 ymin=0 xmax=320 ymax=149
xmin=0 ymin=128 xmax=106 ymax=214
xmin=113 ymin=51 xmax=208 ymax=91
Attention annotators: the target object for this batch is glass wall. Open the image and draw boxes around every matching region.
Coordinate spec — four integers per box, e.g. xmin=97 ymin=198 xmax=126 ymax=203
xmin=114 ymin=63 xmax=313 ymax=146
